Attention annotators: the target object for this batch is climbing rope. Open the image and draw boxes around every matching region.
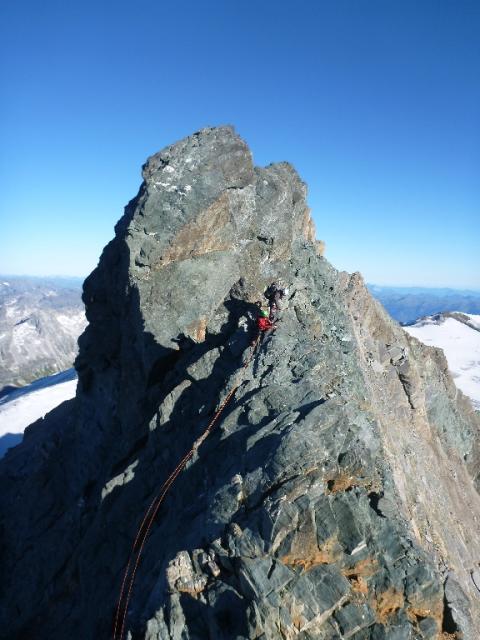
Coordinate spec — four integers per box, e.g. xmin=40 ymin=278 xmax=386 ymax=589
xmin=113 ymin=333 xmax=261 ymax=640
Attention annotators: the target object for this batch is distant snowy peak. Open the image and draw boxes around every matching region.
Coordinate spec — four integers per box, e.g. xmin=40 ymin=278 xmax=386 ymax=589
xmin=404 ymin=312 xmax=480 ymax=410
xmin=411 ymin=311 xmax=480 ymax=332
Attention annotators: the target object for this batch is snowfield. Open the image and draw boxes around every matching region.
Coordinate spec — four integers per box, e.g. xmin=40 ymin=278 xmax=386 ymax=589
xmin=404 ymin=313 xmax=480 ymax=410
xmin=56 ymin=311 xmax=86 ymax=331
xmin=0 ymin=370 xmax=77 ymax=458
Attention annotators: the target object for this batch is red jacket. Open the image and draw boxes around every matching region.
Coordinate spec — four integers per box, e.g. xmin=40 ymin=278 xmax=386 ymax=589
xmin=257 ymin=316 xmax=273 ymax=331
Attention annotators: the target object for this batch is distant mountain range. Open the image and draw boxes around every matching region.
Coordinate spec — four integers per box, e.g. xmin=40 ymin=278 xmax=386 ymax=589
xmin=368 ymin=284 xmax=480 ymax=325
xmin=0 ymin=276 xmax=86 ymax=392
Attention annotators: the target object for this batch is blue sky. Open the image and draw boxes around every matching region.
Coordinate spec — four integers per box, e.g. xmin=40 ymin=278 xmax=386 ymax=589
xmin=1 ymin=0 xmax=479 ymax=287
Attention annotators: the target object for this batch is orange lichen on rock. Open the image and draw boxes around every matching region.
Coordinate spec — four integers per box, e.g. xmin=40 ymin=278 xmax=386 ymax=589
xmin=326 ymin=474 xmax=358 ymax=493
xmin=406 ymin=607 xmax=442 ymax=637
xmin=281 ymin=535 xmax=342 ymax=571
xmin=348 ymin=574 xmax=369 ymax=595
xmin=342 ymin=556 xmax=378 ymax=595
xmin=343 ymin=556 xmax=378 ymax=579
xmin=371 ymin=587 xmax=404 ymax=623
xmin=325 ymin=470 xmax=382 ymax=495
xmin=342 ymin=559 xmax=440 ymax=629
xmin=406 ymin=595 xmax=443 ymax=636
xmin=186 ymin=317 xmax=207 ymax=342
xmin=291 ymin=611 xmax=304 ymax=631
xmin=326 ymin=472 xmax=364 ymax=493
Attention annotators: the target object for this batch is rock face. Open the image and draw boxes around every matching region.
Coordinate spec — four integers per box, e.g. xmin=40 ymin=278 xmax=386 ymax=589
xmin=1 ymin=126 xmax=480 ymax=640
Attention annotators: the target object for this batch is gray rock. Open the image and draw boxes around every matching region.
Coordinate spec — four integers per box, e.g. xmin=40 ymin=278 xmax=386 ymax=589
xmin=471 ymin=569 xmax=480 ymax=593
xmin=444 ymin=573 xmax=473 ymax=638
xmin=334 ymin=602 xmax=375 ymax=637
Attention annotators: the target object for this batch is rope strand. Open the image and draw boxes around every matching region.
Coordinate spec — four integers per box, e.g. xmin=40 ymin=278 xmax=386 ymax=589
xmin=113 ymin=334 xmax=261 ymax=640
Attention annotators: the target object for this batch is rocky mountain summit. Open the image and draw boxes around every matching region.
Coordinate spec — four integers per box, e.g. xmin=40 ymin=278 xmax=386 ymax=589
xmin=1 ymin=126 xmax=480 ymax=640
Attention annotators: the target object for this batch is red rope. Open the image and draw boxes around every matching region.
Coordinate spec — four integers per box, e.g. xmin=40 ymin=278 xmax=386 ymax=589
xmin=113 ymin=334 xmax=261 ymax=640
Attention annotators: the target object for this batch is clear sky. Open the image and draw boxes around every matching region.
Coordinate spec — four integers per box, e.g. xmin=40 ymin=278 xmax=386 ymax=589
xmin=1 ymin=0 xmax=479 ymax=287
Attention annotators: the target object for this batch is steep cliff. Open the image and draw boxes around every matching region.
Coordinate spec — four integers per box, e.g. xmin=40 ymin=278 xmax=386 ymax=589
xmin=1 ymin=126 xmax=480 ymax=640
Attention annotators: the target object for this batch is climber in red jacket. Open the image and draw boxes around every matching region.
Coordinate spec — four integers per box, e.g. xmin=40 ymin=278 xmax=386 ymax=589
xmin=257 ymin=309 xmax=274 ymax=332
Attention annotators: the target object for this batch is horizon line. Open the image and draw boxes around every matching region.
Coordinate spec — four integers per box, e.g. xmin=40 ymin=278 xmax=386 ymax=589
xmin=1 ymin=273 xmax=479 ymax=293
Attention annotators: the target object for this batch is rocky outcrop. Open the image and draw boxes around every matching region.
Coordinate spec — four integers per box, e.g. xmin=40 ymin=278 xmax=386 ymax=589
xmin=1 ymin=126 xmax=480 ymax=640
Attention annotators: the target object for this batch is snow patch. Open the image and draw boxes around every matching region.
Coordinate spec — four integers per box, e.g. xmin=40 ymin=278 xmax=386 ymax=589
xmin=12 ymin=321 xmax=38 ymax=348
xmin=0 ymin=373 xmax=77 ymax=457
xmin=55 ymin=312 xmax=87 ymax=331
xmin=4 ymin=305 xmax=18 ymax=319
xmin=405 ymin=314 xmax=480 ymax=409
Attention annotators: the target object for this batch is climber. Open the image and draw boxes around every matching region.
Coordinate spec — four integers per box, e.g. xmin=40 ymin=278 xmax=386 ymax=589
xmin=264 ymin=282 xmax=288 ymax=321
xmin=256 ymin=308 xmax=275 ymax=332
xmin=253 ymin=308 xmax=276 ymax=347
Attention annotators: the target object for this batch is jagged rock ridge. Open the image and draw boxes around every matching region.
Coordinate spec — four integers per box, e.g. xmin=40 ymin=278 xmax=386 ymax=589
xmin=1 ymin=126 xmax=480 ymax=639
